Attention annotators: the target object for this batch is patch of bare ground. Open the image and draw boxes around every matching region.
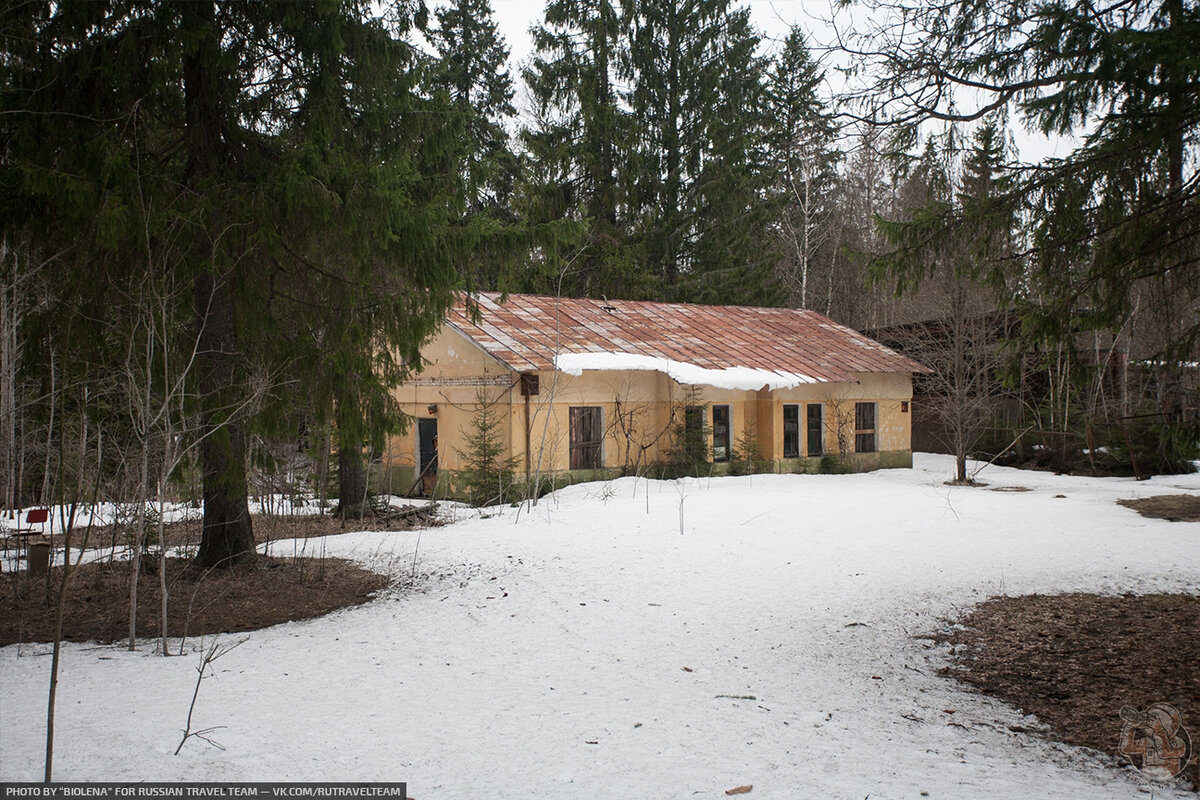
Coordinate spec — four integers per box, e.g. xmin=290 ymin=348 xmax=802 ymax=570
xmin=1 ymin=554 xmax=390 ymax=647
xmin=938 ymin=593 xmax=1200 ymax=786
xmin=1118 ymin=494 xmax=1200 ymax=522
xmin=0 ymin=508 xmax=438 ymax=647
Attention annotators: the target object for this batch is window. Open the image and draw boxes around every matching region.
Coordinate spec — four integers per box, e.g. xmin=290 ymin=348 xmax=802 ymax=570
xmin=806 ymin=403 xmax=823 ymax=456
xmin=569 ymin=406 xmax=603 ymax=470
xmin=712 ymin=405 xmax=731 ymax=462
xmin=783 ymin=405 xmax=800 ymax=458
xmin=855 ymin=402 xmax=876 ymax=453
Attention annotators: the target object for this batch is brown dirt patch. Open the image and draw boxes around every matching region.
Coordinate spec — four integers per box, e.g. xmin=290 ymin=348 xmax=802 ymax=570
xmin=1 ymin=555 xmax=390 ymax=647
xmin=1118 ymin=494 xmax=1200 ymax=522
xmin=939 ymin=593 xmax=1200 ymax=785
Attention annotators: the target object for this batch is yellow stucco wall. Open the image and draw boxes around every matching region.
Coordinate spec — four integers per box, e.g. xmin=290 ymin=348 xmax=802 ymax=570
xmin=382 ymin=325 xmax=916 ymax=492
xmin=760 ymin=372 xmax=915 ymax=460
xmin=381 ymin=324 xmax=517 ymax=491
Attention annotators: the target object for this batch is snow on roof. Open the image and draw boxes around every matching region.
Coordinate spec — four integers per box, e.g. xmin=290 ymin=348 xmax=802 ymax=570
xmin=554 ymin=352 xmax=819 ymax=391
xmin=446 ymin=292 xmax=926 ymax=386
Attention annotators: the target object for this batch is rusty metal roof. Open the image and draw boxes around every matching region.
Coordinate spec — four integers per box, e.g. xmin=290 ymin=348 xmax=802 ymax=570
xmin=445 ymin=293 xmax=926 ymax=383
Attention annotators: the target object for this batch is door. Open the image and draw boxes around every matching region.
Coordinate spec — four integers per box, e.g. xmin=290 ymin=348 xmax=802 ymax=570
xmin=569 ymin=406 xmax=603 ymax=470
xmin=418 ymin=417 xmax=438 ymax=476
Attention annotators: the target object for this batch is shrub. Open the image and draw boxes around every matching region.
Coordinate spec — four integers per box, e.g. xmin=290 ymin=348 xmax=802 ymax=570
xmin=661 ymin=387 xmax=712 ymax=478
xmin=1105 ymin=418 xmax=1199 ymax=476
xmin=728 ymin=424 xmax=770 ymax=476
xmin=818 ymin=453 xmax=849 ymax=474
xmin=455 ymin=389 xmax=519 ymax=506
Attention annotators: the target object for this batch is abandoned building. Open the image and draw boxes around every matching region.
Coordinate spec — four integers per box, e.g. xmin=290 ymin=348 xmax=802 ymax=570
xmin=379 ymin=293 xmax=928 ymax=496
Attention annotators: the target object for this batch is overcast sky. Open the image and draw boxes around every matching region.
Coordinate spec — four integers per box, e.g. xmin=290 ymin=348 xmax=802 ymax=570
xmin=488 ymin=0 xmax=833 ymax=74
xmin=480 ymin=0 xmax=1072 ymax=163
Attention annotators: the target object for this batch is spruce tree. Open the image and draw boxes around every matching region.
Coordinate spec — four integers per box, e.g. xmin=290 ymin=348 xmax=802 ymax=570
xmin=427 ymin=0 xmax=527 ymax=295
xmin=2 ymin=2 xmax=467 ymax=557
xmin=623 ymin=0 xmax=780 ymax=305
xmin=842 ymin=0 xmax=1200 ymax=386
xmin=875 ymin=122 xmax=1014 ymax=481
xmin=277 ymin=9 xmax=466 ymax=522
xmin=429 ymin=0 xmax=517 ymax=216
xmin=522 ymin=0 xmax=641 ymax=298
xmin=455 ymin=388 xmax=519 ymax=506
xmin=765 ymin=27 xmax=841 ymax=309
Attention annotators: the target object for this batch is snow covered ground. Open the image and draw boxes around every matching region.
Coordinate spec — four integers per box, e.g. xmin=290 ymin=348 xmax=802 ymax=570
xmin=2 ymin=454 xmax=1197 ymax=798
xmin=0 ymin=496 xmax=324 ymax=574
xmin=0 ymin=496 xmax=321 ymax=535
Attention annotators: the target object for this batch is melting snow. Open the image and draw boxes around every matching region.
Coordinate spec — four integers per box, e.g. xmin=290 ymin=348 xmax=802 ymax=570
xmin=2 ymin=454 xmax=1198 ymax=798
xmin=554 ymin=351 xmax=820 ymax=390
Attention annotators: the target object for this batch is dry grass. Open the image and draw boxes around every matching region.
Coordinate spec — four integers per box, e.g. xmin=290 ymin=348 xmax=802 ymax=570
xmin=1118 ymin=494 xmax=1200 ymax=522
xmin=938 ymin=593 xmax=1200 ymax=786
xmin=1 ymin=555 xmax=390 ymax=648
xmin=0 ymin=510 xmax=437 ymax=648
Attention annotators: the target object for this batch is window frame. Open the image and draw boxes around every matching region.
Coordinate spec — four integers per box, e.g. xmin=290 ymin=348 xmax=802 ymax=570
xmin=712 ymin=404 xmax=731 ymax=462
xmin=782 ymin=404 xmax=800 ymax=459
xmin=806 ymin=403 xmax=823 ymax=456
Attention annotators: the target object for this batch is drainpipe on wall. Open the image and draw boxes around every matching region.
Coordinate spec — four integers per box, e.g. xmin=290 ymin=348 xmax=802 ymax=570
xmin=520 ymin=373 xmax=538 ymax=484
xmin=524 ymin=391 xmax=531 ymax=483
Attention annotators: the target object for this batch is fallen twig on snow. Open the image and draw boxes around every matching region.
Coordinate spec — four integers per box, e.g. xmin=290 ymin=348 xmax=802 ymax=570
xmin=175 ymin=638 xmax=245 ymax=755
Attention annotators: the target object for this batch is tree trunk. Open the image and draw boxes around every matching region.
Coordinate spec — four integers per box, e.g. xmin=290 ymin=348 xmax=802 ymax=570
xmin=0 ymin=249 xmax=16 ymax=514
xmin=195 ymin=437 xmax=255 ymax=565
xmin=194 ymin=377 xmax=255 ymax=566
xmin=185 ymin=1 xmax=255 ymax=568
xmin=338 ymin=442 xmax=369 ymax=520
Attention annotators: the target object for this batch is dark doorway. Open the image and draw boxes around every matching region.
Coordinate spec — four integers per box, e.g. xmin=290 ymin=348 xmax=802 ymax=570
xmin=418 ymin=417 xmax=438 ymax=495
